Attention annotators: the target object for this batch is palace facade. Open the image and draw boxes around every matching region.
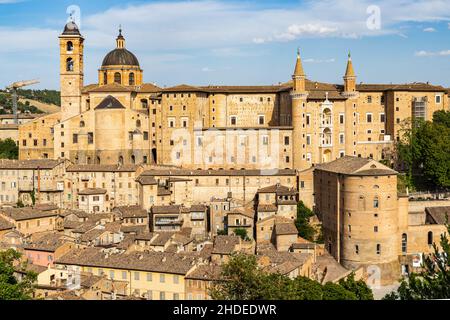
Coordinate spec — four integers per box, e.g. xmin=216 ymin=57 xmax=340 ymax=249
xmin=18 ymin=21 xmax=449 ymax=171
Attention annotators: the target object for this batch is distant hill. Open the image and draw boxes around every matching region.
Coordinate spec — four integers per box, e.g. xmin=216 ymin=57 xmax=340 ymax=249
xmin=17 ymin=89 xmax=60 ymax=107
xmin=0 ymin=89 xmax=60 ymax=115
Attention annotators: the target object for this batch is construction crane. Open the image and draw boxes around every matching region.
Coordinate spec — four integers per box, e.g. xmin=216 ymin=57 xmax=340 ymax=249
xmin=5 ymin=79 xmax=40 ymax=124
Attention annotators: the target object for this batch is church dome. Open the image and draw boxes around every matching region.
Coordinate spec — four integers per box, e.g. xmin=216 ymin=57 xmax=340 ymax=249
xmin=102 ymin=48 xmax=140 ymax=67
xmin=62 ymin=21 xmax=81 ymax=36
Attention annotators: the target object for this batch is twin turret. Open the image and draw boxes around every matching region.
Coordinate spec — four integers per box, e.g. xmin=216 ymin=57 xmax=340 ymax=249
xmin=291 ymin=49 xmax=358 ymax=96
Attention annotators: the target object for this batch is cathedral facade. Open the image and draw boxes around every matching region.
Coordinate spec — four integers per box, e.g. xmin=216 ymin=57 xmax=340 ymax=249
xmin=19 ymin=22 xmax=449 ymax=172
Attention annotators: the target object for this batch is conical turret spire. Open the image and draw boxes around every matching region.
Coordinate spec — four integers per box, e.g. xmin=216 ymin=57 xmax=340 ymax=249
xmin=345 ymin=51 xmax=355 ymax=78
xmin=293 ymin=48 xmax=305 ymax=76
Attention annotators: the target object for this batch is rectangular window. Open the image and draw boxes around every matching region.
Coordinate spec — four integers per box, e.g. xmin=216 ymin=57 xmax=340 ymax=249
xmin=173 ymin=275 xmax=179 ymax=284
xmin=258 ymin=115 xmax=265 ymax=125
xmin=367 ymin=96 xmax=372 ymax=103
xmin=73 ymin=134 xmax=78 ymax=144
xmin=380 ymin=113 xmax=385 ymax=123
xmin=284 ymin=136 xmax=290 ymax=145
xmin=134 ymin=272 xmax=140 ymax=281
xmin=339 ymin=114 xmax=345 ymax=125
xmin=160 ymin=274 xmax=165 ymax=283
xmin=436 ymin=95 xmax=442 ymax=104
xmin=376 ymin=244 xmax=381 ymax=255
xmin=366 ymin=113 xmax=372 ymax=123
xmin=262 ymin=136 xmax=269 ymax=145
xmin=144 ymin=132 xmax=149 ymax=140
xmin=230 ymin=116 xmax=237 ymax=126
xmin=147 ymin=273 xmax=152 ymax=282
xmin=306 ymin=114 xmax=310 ymax=126
xmin=339 ymin=133 xmax=345 ymax=144
xmin=88 ymin=132 xmax=94 ymax=144
xmin=306 ymin=135 xmax=311 ymax=145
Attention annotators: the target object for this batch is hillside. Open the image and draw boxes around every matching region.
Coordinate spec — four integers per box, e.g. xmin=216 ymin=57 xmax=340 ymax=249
xmin=18 ymin=98 xmax=60 ymax=114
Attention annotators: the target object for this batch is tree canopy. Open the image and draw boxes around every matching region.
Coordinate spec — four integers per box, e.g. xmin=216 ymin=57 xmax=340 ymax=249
xmin=0 ymin=249 xmax=37 ymax=300
xmin=0 ymin=138 xmax=18 ymax=160
xmin=210 ymin=253 xmax=373 ymax=300
xmin=295 ymin=201 xmax=318 ymax=242
xmin=395 ymin=111 xmax=450 ymax=190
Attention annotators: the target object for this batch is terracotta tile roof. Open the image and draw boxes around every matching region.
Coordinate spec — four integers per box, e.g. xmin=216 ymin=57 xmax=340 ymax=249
xmin=258 ymin=184 xmax=298 ymax=196
xmin=135 ymin=175 xmax=157 ymax=185
xmin=257 ymin=245 xmax=311 ymax=275
xmin=66 ymin=164 xmax=138 ymax=172
xmin=151 ymin=205 xmax=181 ymax=214
xmin=140 ymin=168 xmax=296 ymax=177
xmin=189 ymin=204 xmax=208 ymax=212
xmin=274 ymin=221 xmax=298 ymax=236
xmin=0 ymin=208 xmax=59 ymax=221
xmin=0 ymin=216 xmax=14 ymax=231
xmin=0 ymin=159 xmax=63 ymax=170
xmin=113 ymin=206 xmax=148 ymax=219
xmin=150 ymin=232 xmax=175 ymax=246
xmin=134 ymin=83 xmax=161 ymax=93
xmin=315 ymin=156 xmax=397 ymax=176
xmin=78 ymin=188 xmax=107 ymax=195
xmin=201 ymin=85 xmax=291 ymax=94
xmin=24 ymin=233 xmax=72 ymax=252
xmin=57 ymin=247 xmax=199 ymax=275
xmin=227 ymin=207 xmax=255 ymax=219
xmin=80 ymin=228 xmax=107 ymax=242
xmin=356 ymin=82 xmax=446 ymax=92
xmin=163 ymin=84 xmax=207 ymax=93
xmin=120 ymin=225 xmax=147 ymax=234
xmin=212 ymin=235 xmax=241 ymax=255
xmin=186 ymin=264 xmax=223 ymax=281
xmin=157 ymin=186 xmax=172 ymax=196
xmin=89 ymin=83 xmax=134 ymax=93
xmin=425 ymin=206 xmax=450 ymax=225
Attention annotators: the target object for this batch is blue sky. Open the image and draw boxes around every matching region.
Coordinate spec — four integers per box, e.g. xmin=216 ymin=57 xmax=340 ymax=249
xmin=0 ymin=0 xmax=450 ymax=90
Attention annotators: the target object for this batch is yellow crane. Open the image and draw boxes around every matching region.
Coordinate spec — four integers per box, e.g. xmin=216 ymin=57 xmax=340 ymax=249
xmin=5 ymin=79 xmax=40 ymax=124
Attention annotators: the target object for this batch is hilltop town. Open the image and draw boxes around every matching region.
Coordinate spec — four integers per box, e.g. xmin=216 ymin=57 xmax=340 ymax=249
xmin=0 ymin=20 xmax=449 ymax=300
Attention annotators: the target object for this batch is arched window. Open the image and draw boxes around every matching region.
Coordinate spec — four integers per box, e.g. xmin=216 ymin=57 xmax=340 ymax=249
xmin=118 ymin=156 xmax=124 ymax=165
xmin=87 ymin=157 xmax=92 ymax=164
xmin=67 ymin=41 xmax=74 ymax=52
xmin=114 ymin=72 xmax=121 ymax=84
xmin=428 ymin=231 xmax=433 ymax=245
xmin=66 ymin=58 xmax=74 ymax=72
xmin=402 ymin=233 xmax=407 ymax=254
xmin=129 ymin=73 xmax=135 ymax=86
xmin=136 ymin=120 xmax=141 ymax=128
xmin=96 ymin=156 xmax=101 ymax=165
xmin=80 ymin=121 xmax=85 ymax=128
xmin=103 ymin=72 xmax=108 ymax=85
xmin=131 ymin=155 xmax=136 ymax=164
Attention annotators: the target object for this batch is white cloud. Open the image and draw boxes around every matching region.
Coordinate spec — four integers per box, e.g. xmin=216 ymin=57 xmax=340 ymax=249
xmin=423 ymin=27 xmax=436 ymax=32
xmin=415 ymin=50 xmax=450 ymax=57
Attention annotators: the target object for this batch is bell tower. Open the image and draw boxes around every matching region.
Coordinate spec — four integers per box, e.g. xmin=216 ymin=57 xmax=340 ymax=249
xmin=59 ymin=19 xmax=84 ymax=121
xmin=291 ymin=48 xmax=309 ymax=170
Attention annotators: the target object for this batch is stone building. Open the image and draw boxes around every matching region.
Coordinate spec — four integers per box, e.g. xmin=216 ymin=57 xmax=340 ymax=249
xmin=314 ymin=156 xmax=448 ymax=284
xmin=17 ymin=21 xmax=449 ymax=172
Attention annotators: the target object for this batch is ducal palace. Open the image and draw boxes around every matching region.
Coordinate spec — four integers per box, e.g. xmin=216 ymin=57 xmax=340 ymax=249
xmin=18 ymin=21 xmax=448 ymax=170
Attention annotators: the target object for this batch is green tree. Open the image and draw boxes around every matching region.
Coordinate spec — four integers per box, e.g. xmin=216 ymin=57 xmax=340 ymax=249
xmin=233 ymin=228 xmax=249 ymax=241
xmin=322 ymin=282 xmax=357 ymax=300
xmin=295 ymin=201 xmax=317 ymax=241
xmin=383 ymin=221 xmax=450 ymax=300
xmin=338 ymin=272 xmax=374 ymax=300
xmin=0 ymin=249 xmax=37 ymax=300
xmin=210 ymin=254 xmax=373 ymax=300
xmin=0 ymin=138 xmax=19 ymax=159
